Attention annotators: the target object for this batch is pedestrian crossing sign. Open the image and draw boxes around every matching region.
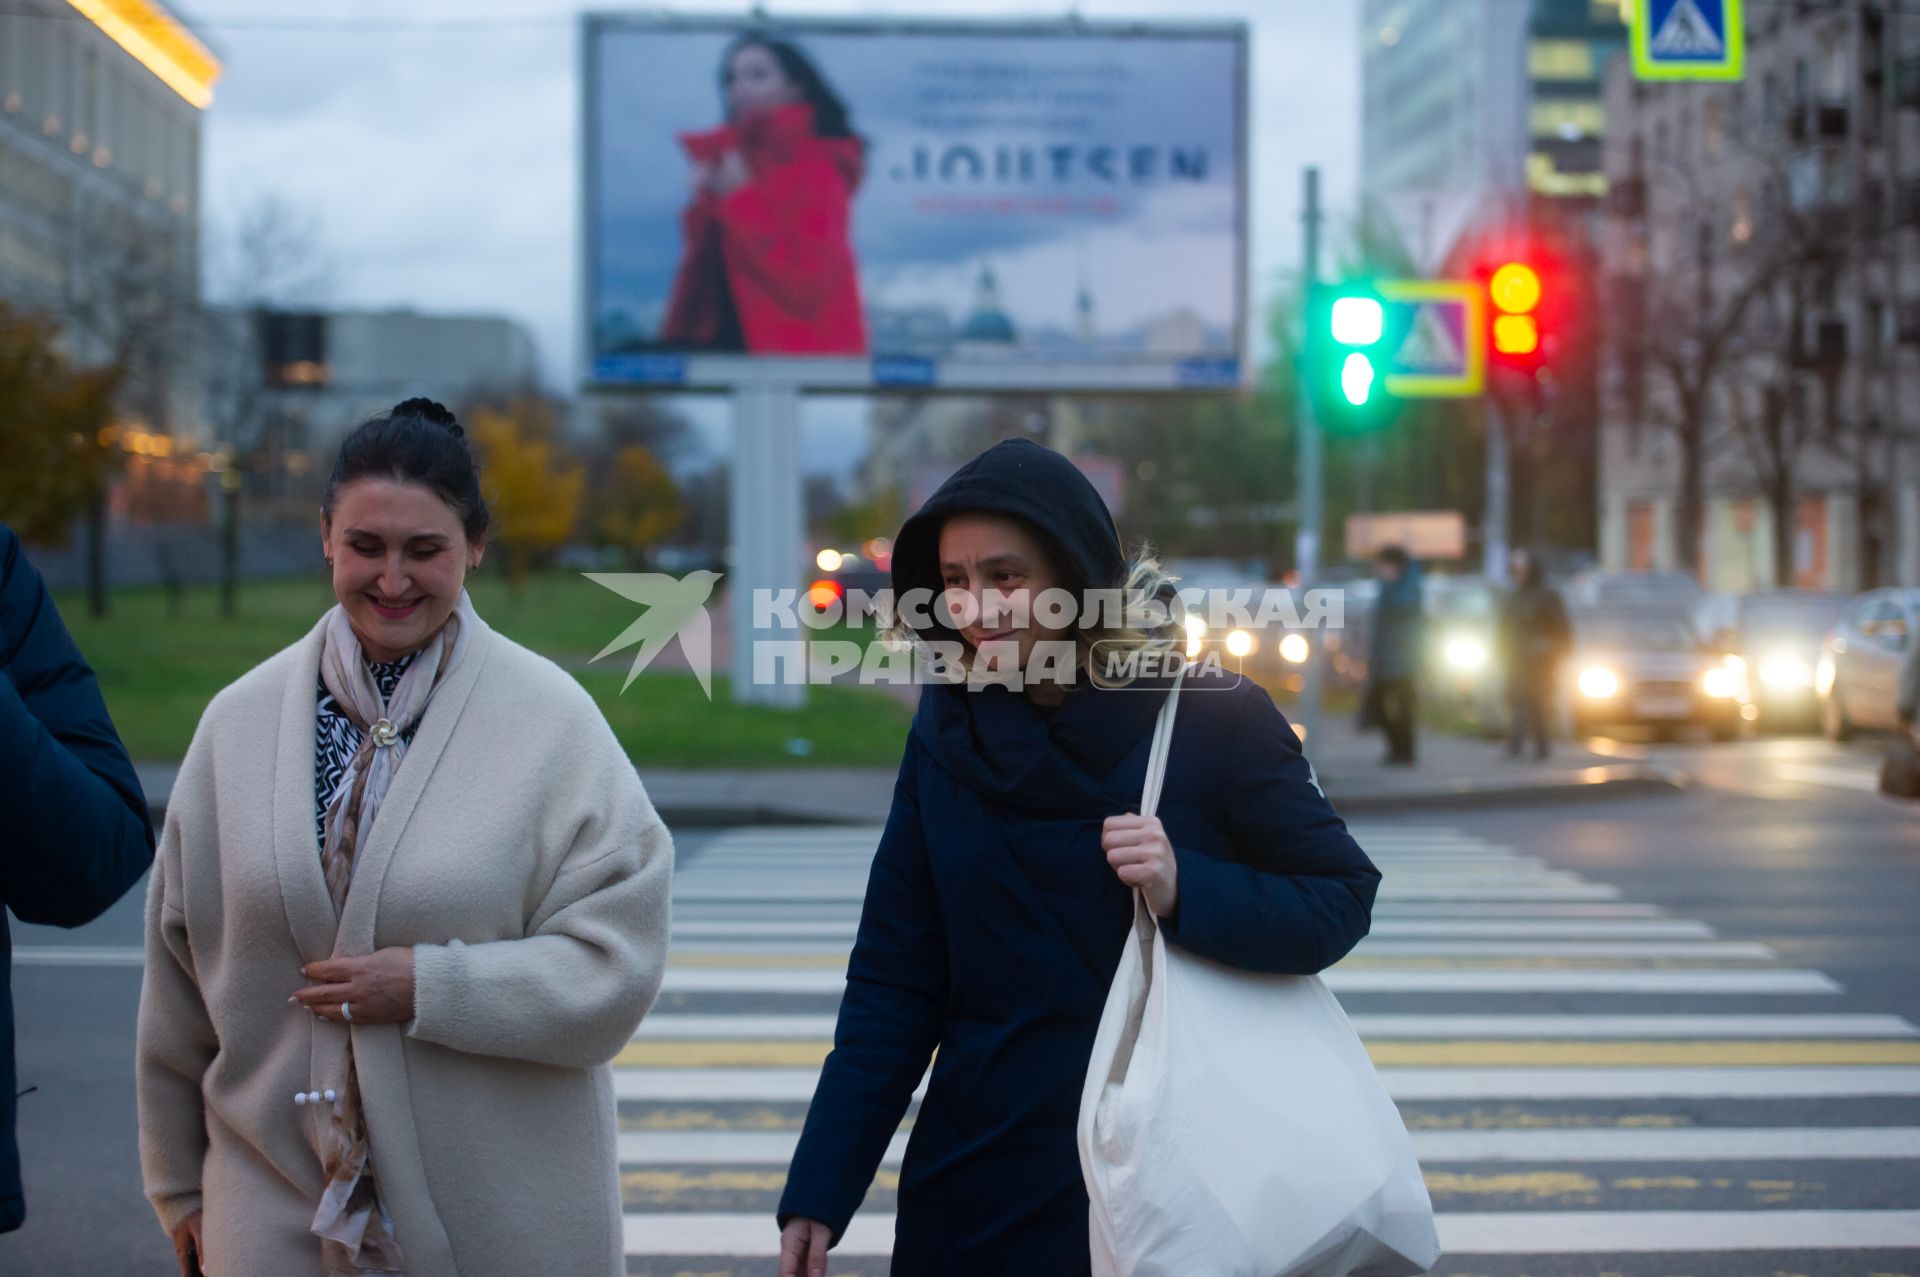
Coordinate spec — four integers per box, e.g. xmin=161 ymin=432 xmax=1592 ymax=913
xmin=1377 ymin=279 xmax=1485 ymax=399
xmin=1633 ymin=0 xmax=1744 ymax=82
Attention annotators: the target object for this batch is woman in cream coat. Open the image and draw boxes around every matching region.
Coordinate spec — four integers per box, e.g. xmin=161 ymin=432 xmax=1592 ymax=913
xmin=137 ymin=398 xmax=673 ymax=1277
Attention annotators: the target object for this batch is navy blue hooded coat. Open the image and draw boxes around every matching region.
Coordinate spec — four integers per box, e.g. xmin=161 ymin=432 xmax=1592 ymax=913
xmin=0 ymin=525 xmax=155 ymax=1232
xmin=776 ymin=442 xmax=1382 ymax=1273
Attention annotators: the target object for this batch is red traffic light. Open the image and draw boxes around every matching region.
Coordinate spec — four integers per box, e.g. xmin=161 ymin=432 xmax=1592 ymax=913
xmin=1493 ymin=314 xmax=1540 ymax=356
xmin=1490 ymin=263 xmax=1542 ymax=315
xmin=1486 ymin=260 xmax=1545 ymax=365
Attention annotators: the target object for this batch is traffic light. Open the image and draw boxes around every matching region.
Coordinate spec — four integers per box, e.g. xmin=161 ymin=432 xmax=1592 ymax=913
xmin=1487 ymin=259 xmax=1544 ymax=369
xmin=1310 ymin=285 xmax=1388 ymax=417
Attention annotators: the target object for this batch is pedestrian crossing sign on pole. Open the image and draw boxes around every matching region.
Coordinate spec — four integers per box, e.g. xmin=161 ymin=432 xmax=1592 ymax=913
xmin=1377 ymin=280 xmax=1485 ymax=399
xmin=1633 ymin=0 xmax=1744 ymax=82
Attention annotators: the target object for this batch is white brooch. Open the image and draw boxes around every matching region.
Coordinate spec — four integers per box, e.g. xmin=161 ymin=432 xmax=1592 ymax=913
xmin=369 ymin=718 xmax=400 ymax=748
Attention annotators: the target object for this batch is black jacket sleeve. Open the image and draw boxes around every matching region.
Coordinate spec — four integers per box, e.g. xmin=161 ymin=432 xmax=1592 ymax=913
xmin=1159 ymin=682 xmax=1380 ymax=974
xmin=0 ymin=526 xmax=155 ymax=927
xmin=777 ymin=735 xmax=947 ymax=1246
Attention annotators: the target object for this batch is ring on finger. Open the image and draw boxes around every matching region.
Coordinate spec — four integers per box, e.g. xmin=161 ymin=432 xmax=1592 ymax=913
xmin=342 ymin=1000 xmax=353 ymax=1023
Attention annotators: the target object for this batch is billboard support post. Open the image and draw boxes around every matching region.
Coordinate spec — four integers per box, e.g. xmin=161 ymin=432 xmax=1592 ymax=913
xmin=728 ymin=383 xmax=807 ymax=709
xmin=1294 ymin=166 xmax=1324 ymax=752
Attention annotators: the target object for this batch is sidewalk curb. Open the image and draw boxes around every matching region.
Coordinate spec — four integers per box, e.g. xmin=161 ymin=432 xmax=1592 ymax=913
xmin=143 ymin=767 xmax=1690 ymax=831
xmin=1320 ymin=764 xmax=1690 ymax=815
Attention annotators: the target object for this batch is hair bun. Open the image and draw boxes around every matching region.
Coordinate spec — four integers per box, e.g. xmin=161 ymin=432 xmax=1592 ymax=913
xmin=392 ymin=397 xmax=463 ymax=437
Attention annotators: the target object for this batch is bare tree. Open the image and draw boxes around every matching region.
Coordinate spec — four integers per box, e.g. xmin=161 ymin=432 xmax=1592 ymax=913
xmin=57 ymin=199 xmax=200 ymax=615
xmin=1614 ymin=99 xmax=1864 ymax=583
xmin=201 ymin=193 xmax=334 ymax=616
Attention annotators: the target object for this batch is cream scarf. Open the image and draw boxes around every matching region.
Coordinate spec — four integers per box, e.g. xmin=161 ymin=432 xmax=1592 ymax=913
xmin=311 ymin=590 xmax=477 ymax=1275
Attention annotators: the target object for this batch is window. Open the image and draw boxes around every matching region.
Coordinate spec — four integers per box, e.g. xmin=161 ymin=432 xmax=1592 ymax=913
xmin=1530 ymin=40 xmax=1594 ymax=80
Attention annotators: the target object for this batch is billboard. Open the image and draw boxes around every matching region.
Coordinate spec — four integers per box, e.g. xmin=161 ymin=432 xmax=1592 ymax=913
xmin=582 ymin=15 xmax=1248 ymax=391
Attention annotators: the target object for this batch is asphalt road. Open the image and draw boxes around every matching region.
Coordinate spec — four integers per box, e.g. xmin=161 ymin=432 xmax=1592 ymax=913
xmin=2 ymin=738 xmax=1917 ymax=1277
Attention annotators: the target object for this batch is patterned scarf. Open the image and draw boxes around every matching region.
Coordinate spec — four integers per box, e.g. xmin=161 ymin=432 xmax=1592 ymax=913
xmin=310 ymin=590 xmax=477 ymax=1275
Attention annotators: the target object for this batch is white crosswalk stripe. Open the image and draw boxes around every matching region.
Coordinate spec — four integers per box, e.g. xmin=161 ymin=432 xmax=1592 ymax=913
xmin=613 ymin=824 xmax=1920 ymax=1271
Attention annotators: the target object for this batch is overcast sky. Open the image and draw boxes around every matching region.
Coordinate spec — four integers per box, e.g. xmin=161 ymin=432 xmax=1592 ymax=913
xmin=196 ymin=0 xmax=1361 ymax=476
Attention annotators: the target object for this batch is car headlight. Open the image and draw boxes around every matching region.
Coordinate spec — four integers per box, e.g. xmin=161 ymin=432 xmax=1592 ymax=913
xmin=1701 ymin=666 xmax=1741 ymax=699
xmin=1278 ymin=632 xmax=1310 ymax=665
xmin=1815 ymin=654 xmax=1836 ymax=697
xmin=1225 ymin=628 xmax=1255 ymax=658
xmin=1443 ymin=635 xmax=1489 ymax=672
xmin=1577 ymin=666 xmax=1621 ymax=699
xmin=1183 ymin=613 xmax=1206 ymax=659
xmin=1757 ymin=654 xmax=1813 ymax=690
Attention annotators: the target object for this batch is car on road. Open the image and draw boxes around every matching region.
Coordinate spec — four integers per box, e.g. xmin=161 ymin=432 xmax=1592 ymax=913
xmin=1564 ymin=569 xmax=1704 ymax=614
xmin=1708 ymin=590 xmax=1850 ymax=733
xmin=1816 ymin=587 xmax=1920 ymax=740
xmin=1424 ymin=574 xmax=1507 ymax=736
xmin=1567 ymin=608 xmax=1748 ymax=741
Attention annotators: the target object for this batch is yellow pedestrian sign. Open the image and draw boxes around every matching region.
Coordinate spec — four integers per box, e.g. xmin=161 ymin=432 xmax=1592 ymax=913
xmin=1377 ymin=280 xmax=1486 ymax=399
xmin=1632 ymin=0 xmax=1745 ymax=82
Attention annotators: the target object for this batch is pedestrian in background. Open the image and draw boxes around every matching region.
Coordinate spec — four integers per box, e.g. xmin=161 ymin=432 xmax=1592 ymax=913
xmin=136 ymin=399 xmax=672 ymax=1277
xmin=1364 ymin=545 xmax=1424 ymax=767
xmin=0 ymin=523 xmax=156 ymax=1234
xmin=1499 ymin=549 xmax=1572 ymax=760
xmin=775 ymin=439 xmax=1380 ymax=1276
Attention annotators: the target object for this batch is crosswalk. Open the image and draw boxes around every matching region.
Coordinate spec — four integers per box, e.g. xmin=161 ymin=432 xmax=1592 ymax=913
xmin=621 ymin=824 xmax=1920 ymax=1276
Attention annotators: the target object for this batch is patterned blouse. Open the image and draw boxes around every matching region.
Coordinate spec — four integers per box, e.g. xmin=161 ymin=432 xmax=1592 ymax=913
xmin=314 ymin=653 xmax=420 ymax=847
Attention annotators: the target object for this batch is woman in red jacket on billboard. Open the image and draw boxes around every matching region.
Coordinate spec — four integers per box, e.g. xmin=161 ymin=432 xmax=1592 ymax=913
xmin=661 ymin=33 xmax=869 ymax=355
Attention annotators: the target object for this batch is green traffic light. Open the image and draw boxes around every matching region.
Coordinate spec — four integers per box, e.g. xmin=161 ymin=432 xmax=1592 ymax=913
xmin=1340 ymin=352 xmax=1376 ymax=406
xmin=1330 ymin=296 xmax=1385 ymax=347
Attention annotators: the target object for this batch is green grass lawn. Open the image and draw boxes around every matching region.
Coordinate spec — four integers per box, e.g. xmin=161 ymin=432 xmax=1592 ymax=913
xmin=55 ymin=572 xmax=911 ymax=765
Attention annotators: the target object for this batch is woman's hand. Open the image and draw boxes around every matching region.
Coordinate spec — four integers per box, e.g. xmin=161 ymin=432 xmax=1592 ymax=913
xmin=778 ymin=1217 xmax=832 ymax=1277
xmin=1102 ymin=813 xmax=1180 ymax=919
xmin=709 ymin=149 xmax=750 ymax=197
xmin=171 ymin=1210 xmax=204 ymax=1277
xmin=292 ymin=948 xmax=416 ymax=1025
xmin=688 ymin=160 xmax=716 ymax=194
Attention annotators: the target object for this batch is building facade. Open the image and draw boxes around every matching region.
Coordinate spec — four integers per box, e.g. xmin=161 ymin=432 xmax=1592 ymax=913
xmin=0 ymin=0 xmax=216 ymax=429
xmin=1598 ymin=1 xmax=1920 ymax=591
xmin=1362 ymin=0 xmax=1534 ymax=209
xmin=211 ymin=306 xmax=543 ymax=477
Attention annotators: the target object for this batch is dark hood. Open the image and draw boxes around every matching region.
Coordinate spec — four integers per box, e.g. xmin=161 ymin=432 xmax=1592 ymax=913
xmin=890 ymin=438 xmax=1126 ymax=644
xmin=892 ymin=439 xmax=1168 ymax=815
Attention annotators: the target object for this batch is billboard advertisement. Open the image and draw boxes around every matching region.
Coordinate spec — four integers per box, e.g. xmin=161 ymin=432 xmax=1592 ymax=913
xmin=582 ymin=15 xmax=1247 ymax=391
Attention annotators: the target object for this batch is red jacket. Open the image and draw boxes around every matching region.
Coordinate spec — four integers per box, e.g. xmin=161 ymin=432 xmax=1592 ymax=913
xmin=660 ymin=103 xmax=868 ymax=355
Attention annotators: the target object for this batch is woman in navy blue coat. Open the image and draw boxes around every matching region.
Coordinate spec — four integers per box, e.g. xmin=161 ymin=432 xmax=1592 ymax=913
xmin=776 ymin=440 xmax=1381 ymax=1276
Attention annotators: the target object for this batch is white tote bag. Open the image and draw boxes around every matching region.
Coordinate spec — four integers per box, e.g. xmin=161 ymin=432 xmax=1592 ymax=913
xmin=1077 ymin=670 xmax=1440 ymax=1277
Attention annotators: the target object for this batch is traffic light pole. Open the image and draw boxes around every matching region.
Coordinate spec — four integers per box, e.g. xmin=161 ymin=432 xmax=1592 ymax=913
xmin=1483 ymin=395 xmax=1510 ymax=584
xmin=1295 ymin=167 xmax=1325 ymax=750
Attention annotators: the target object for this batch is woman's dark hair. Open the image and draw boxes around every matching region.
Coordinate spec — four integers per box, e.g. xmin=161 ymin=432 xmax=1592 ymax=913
xmin=321 ymin=397 xmax=490 ymax=543
xmin=722 ymin=32 xmax=857 ymax=139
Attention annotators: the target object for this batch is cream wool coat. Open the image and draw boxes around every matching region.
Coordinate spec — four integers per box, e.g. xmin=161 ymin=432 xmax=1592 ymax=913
xmin=137 ymin=609 xmax=673 ymax=1277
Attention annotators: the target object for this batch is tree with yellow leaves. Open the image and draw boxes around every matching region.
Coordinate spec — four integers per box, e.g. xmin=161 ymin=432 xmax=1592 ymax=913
xmin=0 ymin=303 xmax=123 ymax=614
xmin=591 ymin=444 xmax=684 ymax=569
xmin=469 ymin=400 xmax=585 ymax=591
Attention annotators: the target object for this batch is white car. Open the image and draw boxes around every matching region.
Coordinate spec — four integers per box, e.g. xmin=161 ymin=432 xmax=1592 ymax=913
xmin=1818 ymin=588 xmax=1920 ymax=740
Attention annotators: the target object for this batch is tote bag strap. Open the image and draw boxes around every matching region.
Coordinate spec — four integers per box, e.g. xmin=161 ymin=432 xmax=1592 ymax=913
xmin=1139 ymin=663 xmax=1189 ymax=820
